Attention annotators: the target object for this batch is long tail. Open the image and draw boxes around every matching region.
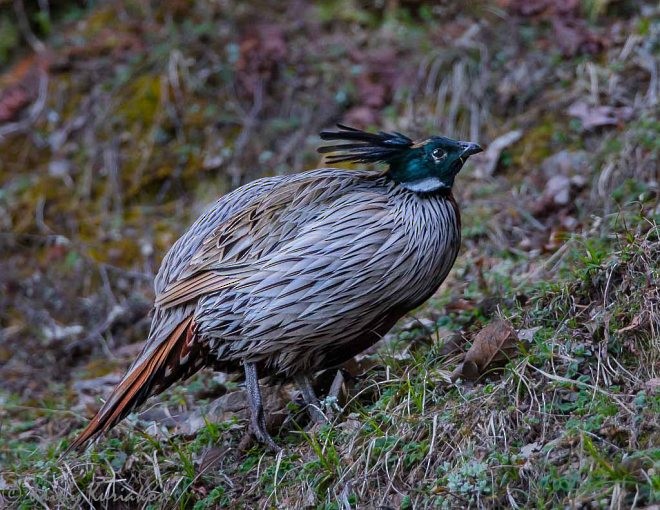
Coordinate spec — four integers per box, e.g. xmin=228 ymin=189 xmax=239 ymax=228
xmin=64 ymin=315 xmax=201 ymax=454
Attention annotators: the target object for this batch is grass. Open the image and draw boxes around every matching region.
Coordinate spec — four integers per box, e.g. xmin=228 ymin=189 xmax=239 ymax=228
xmin=2 ymin=220 xmax=657 ymax=507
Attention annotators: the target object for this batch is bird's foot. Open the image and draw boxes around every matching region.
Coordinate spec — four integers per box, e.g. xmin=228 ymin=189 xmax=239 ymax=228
xmin=249 ymin=415 xmax=281 ymax=453
xmin=243 ymin=361 xmax=282 ymax=453
xmin=295 ymin=371 xmax=345 ymax=426
xmin=294 ymin=374 xmax=327 ymax=425
xmin=315 ymin=370 xmax=345 ymax=424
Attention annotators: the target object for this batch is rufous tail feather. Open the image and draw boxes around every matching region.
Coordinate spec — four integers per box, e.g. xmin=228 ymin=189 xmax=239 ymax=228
xmin=63 ymin=315 xmax=196 ymax=455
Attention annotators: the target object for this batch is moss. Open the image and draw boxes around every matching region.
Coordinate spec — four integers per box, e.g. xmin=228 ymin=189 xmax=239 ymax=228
xmin=82 ymin=358 xmax=122 ymax=378
xmin=116 ymin=74 xmax=162 ymax=126
xmin=80 ymin=7 xmax=122 ymax=39
xmin=0 ymin=14 xmax=20 ymax=66
xmin=510 ymin=115 xmax=573 ymax=168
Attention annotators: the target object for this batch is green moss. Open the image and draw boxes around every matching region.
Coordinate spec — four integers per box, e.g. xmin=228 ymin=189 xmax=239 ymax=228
xmin=511 ymin=118 xmax=555 ymax=167
xmin=0 ymin=15 xmax=20 ymax=65
xmin=117 ymin=74 xmax=162 ymax=125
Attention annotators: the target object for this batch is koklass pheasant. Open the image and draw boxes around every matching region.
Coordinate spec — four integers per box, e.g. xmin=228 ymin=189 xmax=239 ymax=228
xmin=66 ymin=125 xmax=482 ymax=451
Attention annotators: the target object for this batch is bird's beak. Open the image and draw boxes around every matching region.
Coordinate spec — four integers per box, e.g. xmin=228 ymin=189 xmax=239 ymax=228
xmin=459 ymin=141 xmax=483 ymax=157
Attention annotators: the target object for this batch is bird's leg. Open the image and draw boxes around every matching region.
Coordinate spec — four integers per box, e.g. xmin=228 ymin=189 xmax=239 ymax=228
xmin=328 ymin=369 xmax=344 ymax=402
xmin=294 ymin=374 xmax=327 ymax=424
xmin=322 ymin=370 xmax=345 ymax=422
xmin=243 ymin=362 xmax=280 ymax=452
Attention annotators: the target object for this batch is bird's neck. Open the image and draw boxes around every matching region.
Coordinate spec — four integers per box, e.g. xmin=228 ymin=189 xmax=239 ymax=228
xmin=387 ymin=157 xmax=451 ymax=194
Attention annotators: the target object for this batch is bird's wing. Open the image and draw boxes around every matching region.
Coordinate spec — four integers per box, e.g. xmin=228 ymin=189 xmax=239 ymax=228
xmin=153 ymin=174 xmax=288 ymax=297
xmin=154 ymin=170 xmax=371 ymax=310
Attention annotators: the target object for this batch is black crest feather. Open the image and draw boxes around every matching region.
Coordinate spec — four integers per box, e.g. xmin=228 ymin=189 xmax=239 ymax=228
xmin=318 ymin=124 xmax=413 ymax=165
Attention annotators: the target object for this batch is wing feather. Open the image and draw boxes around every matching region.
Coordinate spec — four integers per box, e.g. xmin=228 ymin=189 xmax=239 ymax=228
xmin=154 ymin=170 xmax=378 ymax=310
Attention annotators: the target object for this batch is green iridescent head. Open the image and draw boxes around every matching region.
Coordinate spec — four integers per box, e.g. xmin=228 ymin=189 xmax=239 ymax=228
xmin=318 ymin=124 xmax=482 ymax=193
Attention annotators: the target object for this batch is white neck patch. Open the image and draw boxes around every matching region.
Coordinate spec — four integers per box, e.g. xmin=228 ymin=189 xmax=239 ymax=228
xmin=400 ymin=176 xmax=447 ymax=193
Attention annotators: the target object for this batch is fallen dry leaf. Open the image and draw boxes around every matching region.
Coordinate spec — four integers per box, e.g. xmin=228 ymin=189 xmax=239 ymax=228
xmin=451 ymin=319 xmax=519 ymax=381
xmin=616 ymin=312 xmax=646 ymax=334
xmin=0 ymin=53 xmax=50 ymax=123
xmin=445 ymin=297 xmax=477 ymax=313
xmin=551 ymin=17 xmax=608 ymax=57
xmin=519 ymin=441 xmax=542 ymax=459
xmin=197 ymin=447 xmax=227 ymax=475
xmin=531 ymin=151 xmax=590 ymax=218
xmin=438 ymin=334 xmax=466 ymax=357
xmin=544 ymin=175 xmax=572 ymax=206
xmin=567 ymin=101 xmax=634 ymax=130
xmin=171 ymin=385 xmax=288 ymax=435
xmin=644 ymin=378 xmax=660 ymax=393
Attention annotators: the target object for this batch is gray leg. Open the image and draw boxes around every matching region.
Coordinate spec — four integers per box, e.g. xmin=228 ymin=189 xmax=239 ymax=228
xmin=294 ymin=374 xmax=326 ymax=424
xmin=244 ymin=362 xmax=279 ymax=452
xmin=328 ymin=370 xmax=345 ymax=401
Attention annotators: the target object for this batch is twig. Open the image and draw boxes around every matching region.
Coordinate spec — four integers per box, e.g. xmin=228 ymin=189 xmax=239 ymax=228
xmin=13 ymin=0 xmax=45 ymax=53
xmin=229 ymin=80 xmax=264 ymax=186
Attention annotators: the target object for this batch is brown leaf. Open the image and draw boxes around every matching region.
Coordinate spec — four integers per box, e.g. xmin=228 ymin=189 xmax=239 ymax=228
xmin=0 ymin=53 xmax=50 ymax=123
xmin=438 ymin=334 xmax=466 ymax=357
xmin=173 ymin=385 xmax=288 ymax=435
xmin=567 ymin=101 xmax=633 ymax=130
xmin=0 ymin=87 xmax=30 ymax=123
xmin=508 ymin=0 xmax=578 ymax=16
xmin=197 ymin=447 xmax=228 ymax=475
xmin=343 ymin=105 xmax=379 ymax=128
xmin=451 ymin=319 xmax=519 ymax=381
xmin=551 ymin=17 xmax=608 ymax=57
xmin=236 ymin=23 xmax=287 ymax=95
xmin=445 ymin=298 xmax=477 ymax=313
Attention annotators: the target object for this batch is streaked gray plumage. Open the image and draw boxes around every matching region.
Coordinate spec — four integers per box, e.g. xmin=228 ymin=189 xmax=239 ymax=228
xmin=66 ymin=126 xmax=481 ymax=452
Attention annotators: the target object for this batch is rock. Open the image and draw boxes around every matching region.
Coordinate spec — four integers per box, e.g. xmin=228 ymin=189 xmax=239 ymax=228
xmin=545 ymin=174 xmax=571 ymax=205
xmin=541 ymin=150 xmax=590 ymax=179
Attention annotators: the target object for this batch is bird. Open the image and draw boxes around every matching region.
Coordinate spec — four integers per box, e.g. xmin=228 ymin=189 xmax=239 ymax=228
xmin=65 ymin=124 xmax=482 ymax=453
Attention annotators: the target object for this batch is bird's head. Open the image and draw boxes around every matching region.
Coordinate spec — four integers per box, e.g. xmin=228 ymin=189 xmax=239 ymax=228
xmin=318 ymin=124 xmax=482 ymax=193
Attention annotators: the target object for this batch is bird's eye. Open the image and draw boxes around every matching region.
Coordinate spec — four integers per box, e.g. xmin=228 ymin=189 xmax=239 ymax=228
xmin=431 ymin=148 xmax=446 ymax=162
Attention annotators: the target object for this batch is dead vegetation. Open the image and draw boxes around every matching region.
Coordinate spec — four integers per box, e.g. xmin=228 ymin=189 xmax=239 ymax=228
xmin=0 ymin=0 xmax=658 ymax=508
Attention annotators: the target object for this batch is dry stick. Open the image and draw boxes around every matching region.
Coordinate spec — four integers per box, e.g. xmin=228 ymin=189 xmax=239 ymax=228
xmin=61 ymin=462 xmax=95 ymax=508
xmin=13 ymin=0 xmax=45 ymax=53
xmin=424 ymin=412 xmax=439 ymax=477
xmin=230 ymin=81 xmax=264 ymax=186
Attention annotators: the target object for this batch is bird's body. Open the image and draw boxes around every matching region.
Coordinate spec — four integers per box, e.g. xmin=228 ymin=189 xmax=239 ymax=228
xmin=66 ymin=125 xmax=481 ymax=452
xmin=158 ymin=168 xmax=460 ymax=377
